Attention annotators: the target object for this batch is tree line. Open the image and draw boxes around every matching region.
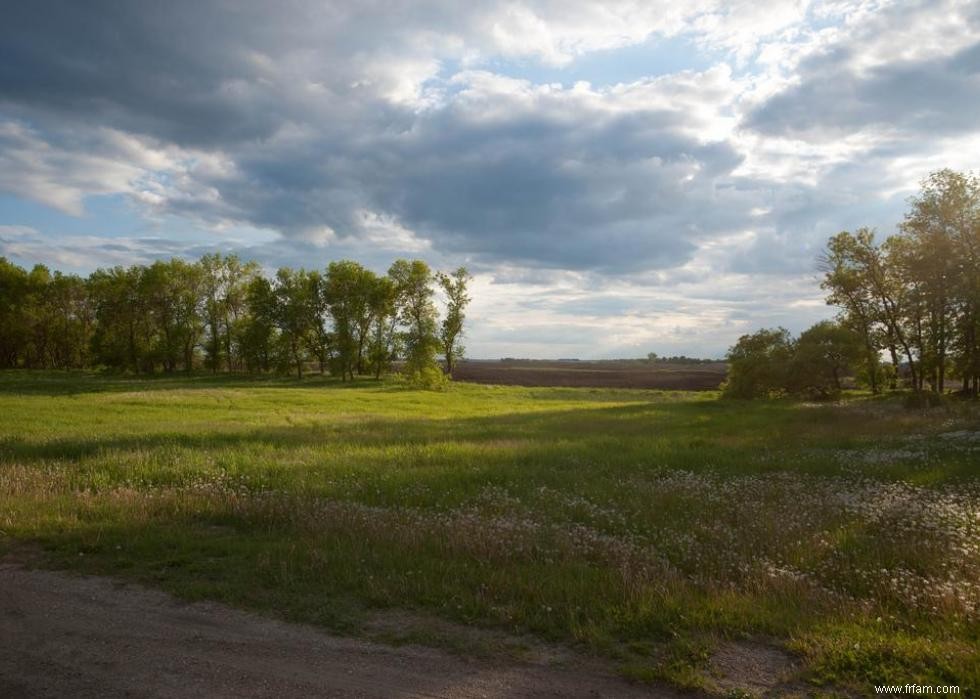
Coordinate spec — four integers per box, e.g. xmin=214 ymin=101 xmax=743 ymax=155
xmin=0 ymin=253 xmax=472 ymax=382
xmin=725 ymin=169 xmax=980 ymax=399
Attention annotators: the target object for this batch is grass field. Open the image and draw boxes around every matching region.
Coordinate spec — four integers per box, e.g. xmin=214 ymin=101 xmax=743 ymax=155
xmin=1 ymin=372 xmax=978 ymax=695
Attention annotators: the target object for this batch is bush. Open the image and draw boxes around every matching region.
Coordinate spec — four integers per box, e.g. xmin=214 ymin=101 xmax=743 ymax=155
xmin=405 ymin=365 xmax=451 ymax=391
xmin=722 ymin=328 xmax=794 ymax=398
xmin=787 ymin=321 xmax=863 ymax=399
xmin=724 ymin=322 xmax=866 ymax=400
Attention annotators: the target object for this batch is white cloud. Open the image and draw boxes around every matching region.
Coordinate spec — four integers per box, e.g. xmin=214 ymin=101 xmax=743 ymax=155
xmin=0 ymin=0 xmax=977 ymax=356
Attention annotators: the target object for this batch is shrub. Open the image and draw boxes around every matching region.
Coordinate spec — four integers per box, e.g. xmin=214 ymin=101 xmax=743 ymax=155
xmin=406 ymin=365 xmax=451 ymax=391
xmin=722 ymin=328 xmax=794 ymax=398
xmin=787 ymin=321 xmax=864 ymax=399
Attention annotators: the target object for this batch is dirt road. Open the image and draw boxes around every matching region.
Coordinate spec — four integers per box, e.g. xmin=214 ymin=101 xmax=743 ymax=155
xmin=0 ymin=564 xmax=685 ymax=698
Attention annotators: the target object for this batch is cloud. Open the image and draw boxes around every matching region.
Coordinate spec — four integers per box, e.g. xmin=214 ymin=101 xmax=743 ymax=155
xmin=0 ymin=120 xmax=179 ymax=215
xmin=746 ymin=0 xmax=980 ymax=141
xmin=2 ymin=0 xmax=769 ymax=274
xmin=1 ymin=0 xmax=978 ymax=356
xmin=0 ymin=225 xmax=192 ymax=271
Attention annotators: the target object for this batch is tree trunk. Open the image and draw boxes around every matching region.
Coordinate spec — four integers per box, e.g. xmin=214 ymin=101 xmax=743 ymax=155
xmin=225 ymin=321 xmax=233 ymax=374
xmin=864 ymin=340 xmax=878 ymax=394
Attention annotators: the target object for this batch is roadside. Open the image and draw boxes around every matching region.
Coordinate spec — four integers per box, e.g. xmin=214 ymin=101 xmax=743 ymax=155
xmin=0 ymin=564 xmax=690 ymax=698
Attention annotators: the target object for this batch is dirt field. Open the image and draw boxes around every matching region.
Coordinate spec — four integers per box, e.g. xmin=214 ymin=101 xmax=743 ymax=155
xmin=0 ymin=563 xmax=688 ymax=699
xmin=452 ymin=360 xmax=727 ymax=390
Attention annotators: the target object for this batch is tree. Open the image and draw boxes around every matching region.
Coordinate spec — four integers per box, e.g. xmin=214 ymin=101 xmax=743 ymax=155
xmin=23 ymin=264 xmax=55 ymax=368
xmin=0 ymin=252 xmax=475 ymax=380
xmin=324 ymin=261 xmax=376 ymax=380
xmin=304 ymin=270 xmax=332 ymax=375
xmin=821 ymin=170 xmax=980 ymax=396
xmin=141 ymin=259 xmax=203 ymax=372
xmin=47 ymin=271 xmax=94 ymax=369
xmin=0 ymin=257 xmax=30 ymax=367
xmin=437 ymin=267 xmax=471 ymax=375
xmin=169 ymin=260 xmax=204 ymax=372
xmin=821 ymin=232 xmax=887 ymax=393
xmin=353 ymin=270 xmax=383 ymax=376
xmin=722 ymin=328 xmax=794 ymax=399
xmin=88 ymin=265 xmax=152 ymax=372
xmin=366 ymin=275 xmax=398 ymax=379
xmin=222 ymin=256 xmax=260 ymax=373
xmin=240 ymin=275 xmax=277 ymax=373
xmin=821 ymin=229 xmax=921 ymax=391
xmin=200 ymin=253 xmax=227 ymax=373
xmin=200 ymin=254 xmax=259 ymax=373
xmin=789 ymin=321 xmax=864 ymax=399
xmin=901 ymin=169 xmax=980 ymax=394
xmin=389 ymin=259 xmax=440 ymax=376
xmin=273 ymin=268 xmax=313 ymax=379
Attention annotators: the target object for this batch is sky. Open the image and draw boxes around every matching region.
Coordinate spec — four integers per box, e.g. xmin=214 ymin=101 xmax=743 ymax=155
xmin=1 ymin=1 xmax=978 ymax=359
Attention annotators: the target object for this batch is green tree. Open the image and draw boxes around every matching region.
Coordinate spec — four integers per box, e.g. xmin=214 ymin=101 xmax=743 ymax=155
xmin=200 ymin=254 xmax=259 ymax=373
xmin=304 ymin=270 xmax=332 ymax=375
xmin=389 ymin=259 xmax=440 ymax=377
xmin=821 ymin=232 xmax=888 ymax=393
xmin=0 ymin=257 xmax=30 ymax=367
xmin=789 ymin=321 xmax=864 ymax=399
xmin=46 ymin=271 xmax=93 ymax=369
xmin=722 ymin=327 xmax=794 ymax=399
xmin=0 ymin=252 xmax=476 ymax=380
xmin=141 ymin=259 xmax=203 ymax=372
xmin=273 ymin=268 xmax=313 ymax=379
xmin=88 ymin=266 xmax=152 ymax=372
xmin=901 ymin=169 xmax=980 ymax=394
xmin=437 ymin=267 xmax=471 ymax=376
xmin=821 ymin=229 xmax=921 ymax=390
xmin=367 ymin=275 xmax=398 ymax=379
xmin=240 ymin=276 xmax=277 ymax=373
xmin=23 ymin=264 xmax=54 ymax=368
xmin=324 ymin=261 xmax=379 ymax=380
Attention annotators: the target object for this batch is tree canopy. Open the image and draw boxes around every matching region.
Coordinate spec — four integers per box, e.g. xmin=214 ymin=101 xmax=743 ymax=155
xmin=730 ymin=168 xmax=980 ymax=399
xmin=0 ymin=254 xmax=471 ymax=382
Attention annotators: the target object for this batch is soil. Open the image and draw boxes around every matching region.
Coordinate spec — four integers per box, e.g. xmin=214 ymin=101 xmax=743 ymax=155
xmin=452 ymin=360 xmax=727 ymax=390
xmin=0 ymin=563 xmax=693 ymax=698
xmin=708 ymin=640 xmax=801 ymax=697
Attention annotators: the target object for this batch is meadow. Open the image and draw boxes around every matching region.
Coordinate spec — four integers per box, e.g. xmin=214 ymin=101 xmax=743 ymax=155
xmin=1 ymin=372 xmax=978 ymax=696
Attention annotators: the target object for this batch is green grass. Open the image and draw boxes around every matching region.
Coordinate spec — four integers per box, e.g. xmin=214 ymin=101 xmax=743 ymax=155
xmin=1 ymin=371 xmax=978 ymax=695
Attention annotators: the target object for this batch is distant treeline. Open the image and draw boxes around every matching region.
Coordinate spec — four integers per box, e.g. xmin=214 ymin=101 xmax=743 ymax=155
xmin=642 ymin=354 xmax=721 ymax=364
xmin=496 ymin=356 xmax=721 ymax=364
xmin=726 ymin=169 xmax=980 ymax=399
xmin=0 ymin=254 xmax=471 ymax=381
